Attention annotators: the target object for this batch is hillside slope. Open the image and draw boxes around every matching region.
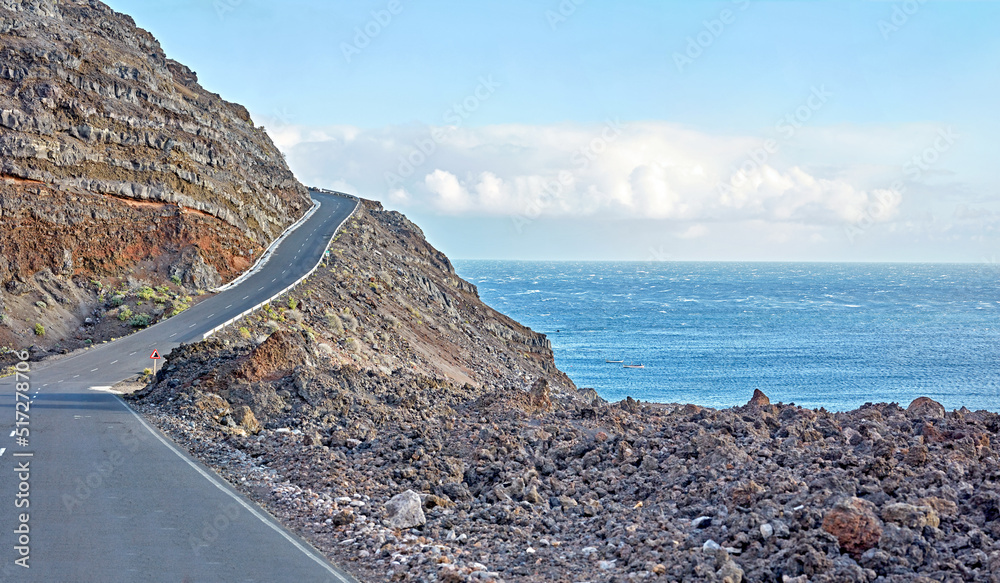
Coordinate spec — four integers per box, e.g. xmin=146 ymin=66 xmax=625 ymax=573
xmin=0 ymin=0 xmax=310 ymax=352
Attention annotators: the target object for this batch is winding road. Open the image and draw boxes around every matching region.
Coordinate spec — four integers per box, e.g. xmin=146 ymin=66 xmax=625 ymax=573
xmin=0 ymin=190 xmax=360 ymax=582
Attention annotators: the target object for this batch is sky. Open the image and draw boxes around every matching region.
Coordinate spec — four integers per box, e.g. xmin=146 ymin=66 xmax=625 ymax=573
xmin=104 ymin=0 xmax=1000 ymax=262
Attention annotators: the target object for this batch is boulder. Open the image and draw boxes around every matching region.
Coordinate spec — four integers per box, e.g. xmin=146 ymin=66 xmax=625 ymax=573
xmin=822 ymin=497 xmax=883 ymax=558
xmin=385 ymin=490 xmax=426 ymax=529
xmin=907 ymin=397 xmax=945 ymax=419
xmin=194 ymin=393 xmax=230 ymax=421
xmin=747 ymin=389 xmax=770 ymax=407
xmin=881 ymin=503 xmax=939 ymax=529
xmin=232 ymin=405 xmax=261 ymax=435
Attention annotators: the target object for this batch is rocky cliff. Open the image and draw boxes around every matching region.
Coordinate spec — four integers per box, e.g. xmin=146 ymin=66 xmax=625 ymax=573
xmin=0 ymin=0 xmax=311 ymax=352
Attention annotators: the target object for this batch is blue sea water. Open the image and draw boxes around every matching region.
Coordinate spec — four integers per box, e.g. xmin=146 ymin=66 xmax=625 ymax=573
xmin=453 ymin=261 xmax=1000 ymax=412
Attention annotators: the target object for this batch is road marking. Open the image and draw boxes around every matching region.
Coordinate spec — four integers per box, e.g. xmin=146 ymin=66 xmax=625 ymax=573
xmin=0 ymin=448 xmax=5 ymax=457
xmin=272 ymin=278 xmax=276 ymax=282
xmin=258 ymin=286 xmax=264 ymax=291
xmin=208 ymin=314 xmax=215 ymax=318
xmin=169 ymin=333 xmax=177 ymax=338
xmin=243 ymin=296 xmax=249 ymax=300
xmin=189 ymin=324 xmax=196 ymax=328
xmin=58 ymin=380 xmax=64 ymax=383
xmin=111 ymin=360 xmax=119 ymax=365
xmin=42 ymin=383 xmax=49 ymax=387
xmin=8 ymin=431 xmax=14 ymax=437
xmin=225 ymin=304 xmax=233 ymax=309
xmin=130 ymin=352 xmax=137 ymax=356
xmin=89 ymin=386 xmax=119 ymax=394
xmin=117 ymin=397 xmax=357 ymax=583
xmin=72 ymin=375 xmax=80 ymax=378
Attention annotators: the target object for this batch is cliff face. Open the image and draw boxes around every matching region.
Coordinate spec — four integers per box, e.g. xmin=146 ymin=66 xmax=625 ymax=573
xmin=0 ymin=0 xmax=311 ymax=350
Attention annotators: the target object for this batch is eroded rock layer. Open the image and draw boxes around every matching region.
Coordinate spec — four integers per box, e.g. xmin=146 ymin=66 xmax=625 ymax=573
xmin=0 ymin=0 xmax=311 ymax=350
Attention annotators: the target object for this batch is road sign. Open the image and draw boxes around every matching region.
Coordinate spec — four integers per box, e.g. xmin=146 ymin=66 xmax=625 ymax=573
xmin=150 ymin=349 xmax=161 ymax=376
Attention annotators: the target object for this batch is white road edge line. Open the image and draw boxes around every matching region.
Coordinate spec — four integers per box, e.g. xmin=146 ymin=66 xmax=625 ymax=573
xmin=115 ymin=397 xmax=355 ymax=583
xmin=89 ymin=386 xmax=119 ymax=394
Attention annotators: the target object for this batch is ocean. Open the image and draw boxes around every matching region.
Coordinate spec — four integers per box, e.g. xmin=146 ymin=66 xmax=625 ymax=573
xmin=453 ymin=261 xmax=1000 ymax=412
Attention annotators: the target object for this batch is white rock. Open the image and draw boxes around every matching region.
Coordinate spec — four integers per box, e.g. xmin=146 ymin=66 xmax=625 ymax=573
xmin=598 ymin=559 xmax=617 ymax=570
xmin=703 ymin=539 xmax=722 ymax=553
xmin=384 ymin=489 xmax=426 ymax=529
xmin=760 ymin=523 xmax=774 ymax=539
xmin=581 ymin=546 xmax=598 ymax=556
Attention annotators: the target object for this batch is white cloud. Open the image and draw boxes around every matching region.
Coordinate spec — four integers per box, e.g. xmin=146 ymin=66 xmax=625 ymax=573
xmin=425 ymin=170 xmax=471 ymax=213
xmin=273 ymin=120 xmax=947 ymax=229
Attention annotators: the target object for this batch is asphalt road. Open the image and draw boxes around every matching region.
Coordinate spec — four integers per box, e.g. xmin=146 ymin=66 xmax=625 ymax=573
xmin=0 ymin=190 xmax=360 ymax=582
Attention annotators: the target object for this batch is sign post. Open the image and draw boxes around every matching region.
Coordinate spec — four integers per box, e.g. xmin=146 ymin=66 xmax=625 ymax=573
xmin=150 ymin=349 xmax=161 ymax=376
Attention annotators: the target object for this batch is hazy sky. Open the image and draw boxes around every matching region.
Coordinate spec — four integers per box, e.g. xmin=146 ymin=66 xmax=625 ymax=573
xmin=104 ymin=0 xmax=999 ymax=262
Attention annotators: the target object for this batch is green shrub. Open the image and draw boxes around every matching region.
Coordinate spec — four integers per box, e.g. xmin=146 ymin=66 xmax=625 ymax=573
xmin=137 ymin=286 xmax=155 ymax=301
xmin=170 ymin=275 xmax=182 ymax=286
xmin=155 ymin=285 xmax=170 ymax=295
xmin=109 ymin=295 xmax=125 ymax=307
xmin=118 ymin=308 xmax=133 ymax=322
xmin=33 ymin=323 xmax=44 ymax=336
xmin=129 ymin=314 xmax=152 ymax=328
xmin=35 ymin=301 xmax=47 ymax=310
xmin=239 ymin=327 xmax=251 ymax=339
xmin=287 ymin=297 xmax=299 ymax=310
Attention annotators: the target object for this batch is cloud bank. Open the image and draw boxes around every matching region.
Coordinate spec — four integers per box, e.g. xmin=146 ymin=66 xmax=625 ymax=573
xmin=269 ymin=120 xmax=924 ymax=232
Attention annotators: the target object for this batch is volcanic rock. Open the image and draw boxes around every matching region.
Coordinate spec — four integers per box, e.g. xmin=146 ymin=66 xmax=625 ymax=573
xmin=822 ymin=497 xmax=883 ymax=557
xmin=907 ymin=396 xmax=945 ymax=419
xmin=747 ymin=388 xmax=770 ymax=407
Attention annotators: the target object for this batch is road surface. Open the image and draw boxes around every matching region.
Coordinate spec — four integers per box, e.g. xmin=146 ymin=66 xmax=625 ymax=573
xmin=0 ymin=190 xmax=360 ymax=582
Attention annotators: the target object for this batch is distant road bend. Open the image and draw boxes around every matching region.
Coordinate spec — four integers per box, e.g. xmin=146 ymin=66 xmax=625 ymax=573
xmin=0 ymin=189 xmax=360 ymax=582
